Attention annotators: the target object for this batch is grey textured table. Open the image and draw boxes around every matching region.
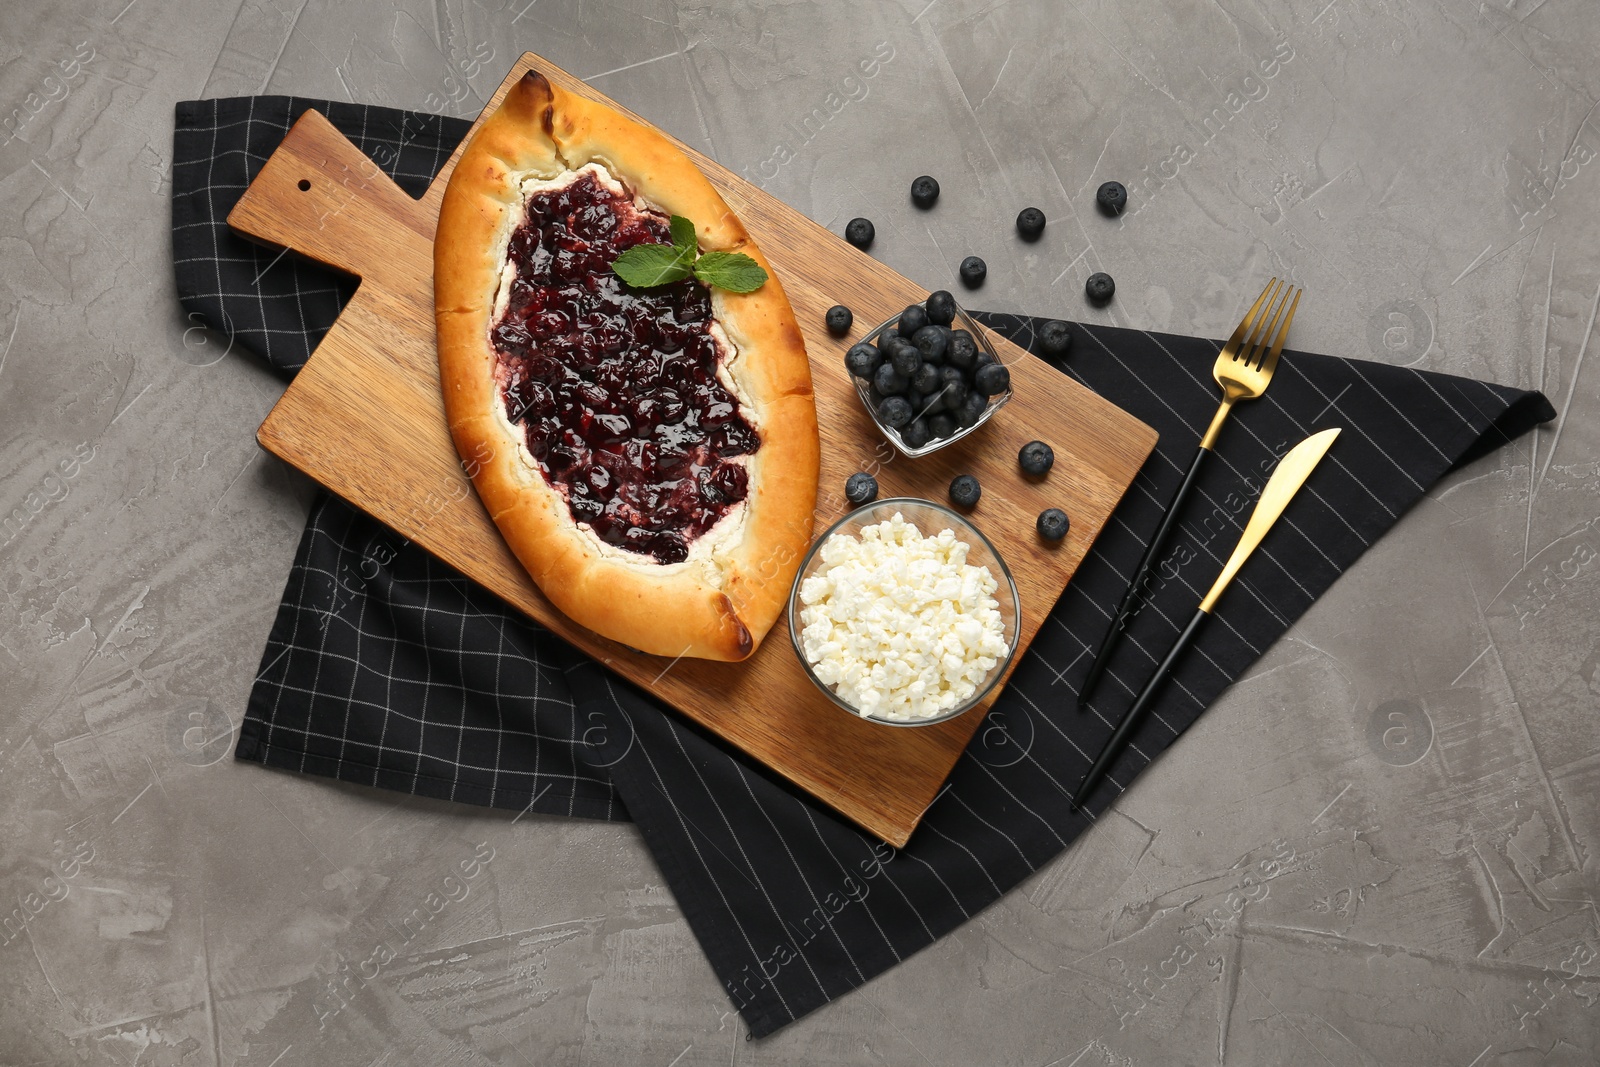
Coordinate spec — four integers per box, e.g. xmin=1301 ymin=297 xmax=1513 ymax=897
xmin=3 ymin=1 xmax=1597 ymax=1063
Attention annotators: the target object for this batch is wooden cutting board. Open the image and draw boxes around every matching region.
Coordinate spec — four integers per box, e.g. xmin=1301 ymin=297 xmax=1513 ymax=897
xmin=231 ymin=52 xmax=1157 ymax=847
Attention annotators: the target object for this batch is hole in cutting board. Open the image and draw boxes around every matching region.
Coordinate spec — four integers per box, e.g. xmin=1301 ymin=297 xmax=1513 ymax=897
xmin=297 ymin=179 xmax=311 ymax=191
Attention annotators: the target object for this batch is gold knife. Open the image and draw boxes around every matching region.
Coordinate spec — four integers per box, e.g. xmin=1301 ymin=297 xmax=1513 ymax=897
xmin=1072 ymin=427 xmax=1341 ymax=807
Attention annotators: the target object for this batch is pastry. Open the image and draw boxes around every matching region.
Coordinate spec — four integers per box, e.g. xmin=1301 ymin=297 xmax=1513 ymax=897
xmin=435 ymin=71 xmax=819 ymax=661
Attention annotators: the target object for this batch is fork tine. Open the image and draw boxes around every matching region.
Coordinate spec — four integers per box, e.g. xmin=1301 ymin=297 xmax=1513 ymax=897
xmin=1242 ymin=283 xmax=1290 ymax=367
xmin=1223 ymin=278 xmax=1279 ymax=356
xmin=1258 ymin=288 xmax=1301 ymax=374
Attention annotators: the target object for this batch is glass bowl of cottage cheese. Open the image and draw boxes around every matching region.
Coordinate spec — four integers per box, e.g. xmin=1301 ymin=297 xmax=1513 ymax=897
xmin=788 ymin=499 xmax=1020 ymax=726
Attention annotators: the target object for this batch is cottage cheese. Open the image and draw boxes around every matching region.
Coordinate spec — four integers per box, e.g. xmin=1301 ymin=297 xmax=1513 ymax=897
xmin=798 ymin=512 xmax=1009 ymax=721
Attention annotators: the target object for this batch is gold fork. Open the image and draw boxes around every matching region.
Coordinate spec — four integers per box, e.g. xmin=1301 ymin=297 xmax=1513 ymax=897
xmin=1077 ymin=278 xmax=1302 ymax=709
xmin=1199 ymin=279 xmax=1301 ymax=449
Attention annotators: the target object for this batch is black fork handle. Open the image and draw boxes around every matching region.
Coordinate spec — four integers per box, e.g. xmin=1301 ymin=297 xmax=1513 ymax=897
xmin=1073 ymin=607 xmax=1209 ymax=808
xmin=1077 ymin=444 xmax=1211 ymax=709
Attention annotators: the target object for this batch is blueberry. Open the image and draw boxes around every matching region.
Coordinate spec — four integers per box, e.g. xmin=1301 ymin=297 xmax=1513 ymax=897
xmin=826 ymin=305 xmax=853 ymax=335
xmin=973 ymin=349 xmax=996 ymax=371
xmin=874 ymin=362 xmax=908 ymax=395
xmin=876 ymin=327 xmax=901 ymax=353
xmin=912 ymin=324 xmax=948 ymax=363
xmin=845 ymin=472 xmax=879 ymax=504
xmin=890 ymin=341 xmax=921 ymax=378
xmin=901 ymin=420 xmax=932 ymax=449
xmin=959 ymin=256 xmax=987 ymax=289
xmin=1018 ymin=440 xmax=1055 ymax=476
xmin=939 ymin=366 xmax=969 ymax=407
xmin=957 ymin=391 xmax=988 ymax=427
xmin=1038 ymin=319 xmax=1073 ymax=358
xmin=946 ymin=330 xmax=978 ymax=371
xmin=949 ymin=474 xmax=981 ymax=508
xmin=1096 ymin=181 xmax=1128 ymax=216
xmin=845 ymin=342 xmax=881 ymax=379
xmin=878 ymin=395 xmax=913 ymax=428
xmin=920 ymin=387 xmax=947 ymax=415
xmin=845 ymin=217 xmax=875 ymax=249
xmin=1085 ymin=272 xmax=1115 ymax=304
xmin=925 ymin=290 xmax=957 ymax=326
xmin=1037 ymin=507 xmax=1070 ymax=541
xmin=898 ymin=304 xmax=929 ymax=336
xmin=1016 ymin=207 xmax=1046 ymax=240
xmin=929 ymin=413 xmax=958 ymax=441
xmin=911 ymin=174 xmax=940 ymax=208
xmin=974 ymin=362 xmax=1011 ymax=396
xmin=912 ymin=361 xmax=942 ymax=395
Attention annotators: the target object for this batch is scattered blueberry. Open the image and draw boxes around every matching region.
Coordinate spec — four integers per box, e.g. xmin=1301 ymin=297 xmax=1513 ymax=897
xmin=878 ymin=395 xmax=913 ymax=428
xmin=949 ymin=474 xmax=982 ymax=508
xmin=901 ymin=420 xmax=932 ymax=449
xmin=845 ymin=472 xmax=879 ymax=504
xmin=1085 ymin=272 xmax=1116 ymax=304
xmin=874 ymin=361 xmax=908 ymax=396
xmin=1038 ymin=319 xmax=1073 ymax=358
xmin=845 ymin=217 xmax=875 ymax=249
xmin=911 ymin=174 xmax=940 ymax=208
xmin=925 ymin=290 xmax=957 ymax=326
xmin=1096 ymin=181 xmax=1128 ymax=216
xmin=1018 ymin=440 xmax=1055 ymax=476
xmin=1037 ymin=507 xmax=1070 ymax=541
xmin=826 ymin=305 xmax=853 ymax=335
xmin=912 ymin=362 xmax=942 ymax=395
xmin=890 ymin=341 xmax=921 ymax=377
xmin=912 ymin=324 xmax=948 ymax=363
xmin=957 ymin=391 xmax=988 ymax=427
xmin=1016 ymin=207 xmax=1046 ymax=240
xmin=929 ymin=413 xmax=958 ymax=441
xmin=898 ymin=304 xmax=929 ymax=336
xmin=959 ymin=255 xmax=987 ymax=289
xmin=845 ymin=342 xmax=881 ymax=379
xmin=946 ymin=330 xmax=978 ymax=371
xmin=974 ymin=362 xmax=1011 ymax=397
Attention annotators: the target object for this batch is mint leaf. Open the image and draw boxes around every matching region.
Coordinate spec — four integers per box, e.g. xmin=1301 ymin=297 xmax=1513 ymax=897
xmin=694 ymin=251 xmax=768 ymax=294
xmin=669 ymin=214 xmax=697 ymax=252
xmin=613 ymin=242 xmax=695 ymax=287
xmin=612 ymin=217 xmax=766 ymax=293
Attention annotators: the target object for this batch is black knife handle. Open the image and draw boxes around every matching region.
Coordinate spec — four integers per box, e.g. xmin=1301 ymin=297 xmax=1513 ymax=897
xmin=1077 ymin=445 xmax=1212 ymax=708
xmin=1072 ymin=607 xmax=1209 ymax=809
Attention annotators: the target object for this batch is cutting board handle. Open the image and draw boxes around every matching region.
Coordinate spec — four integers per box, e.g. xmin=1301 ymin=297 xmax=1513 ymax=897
xmin=226 ymin=109 xmax=435 ymax=291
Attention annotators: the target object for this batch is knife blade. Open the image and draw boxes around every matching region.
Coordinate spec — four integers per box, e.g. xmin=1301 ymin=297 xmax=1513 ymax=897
xmin=1071 ymin=427 xmax=1341 ymax=808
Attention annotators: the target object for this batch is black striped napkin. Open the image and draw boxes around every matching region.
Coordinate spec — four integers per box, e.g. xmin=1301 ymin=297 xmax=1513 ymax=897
xmin=171 ymin=97 xmax=1553 ymax=1037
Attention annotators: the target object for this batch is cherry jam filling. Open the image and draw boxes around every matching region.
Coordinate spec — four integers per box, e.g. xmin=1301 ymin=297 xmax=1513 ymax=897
xmin=492 ymin=170 xmax=759 ymax=565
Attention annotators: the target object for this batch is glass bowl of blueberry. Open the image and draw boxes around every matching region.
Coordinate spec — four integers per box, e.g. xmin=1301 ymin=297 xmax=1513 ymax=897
xmin=843 ymin=290 xmax=1013 ymax=457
